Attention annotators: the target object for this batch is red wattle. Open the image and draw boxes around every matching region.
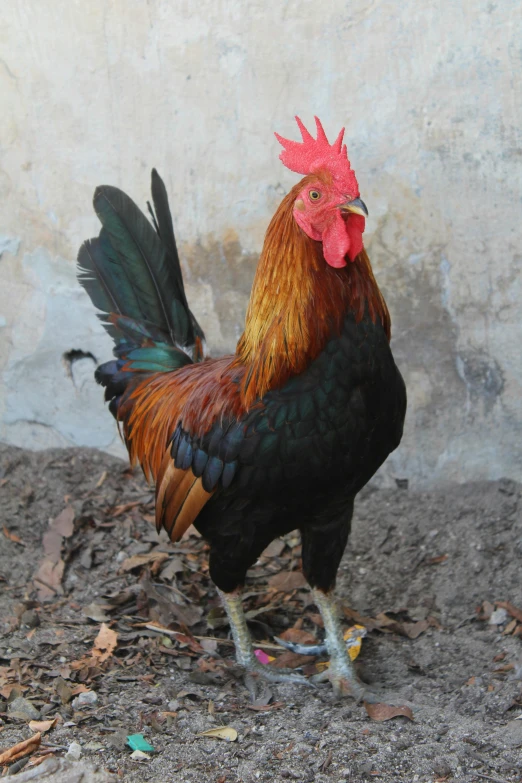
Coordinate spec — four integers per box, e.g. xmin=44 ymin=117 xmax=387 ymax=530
xmin=321 ymin=210 xmax=350 ymax=268
xmin=345 ymin=214 xmax=365 ymax=262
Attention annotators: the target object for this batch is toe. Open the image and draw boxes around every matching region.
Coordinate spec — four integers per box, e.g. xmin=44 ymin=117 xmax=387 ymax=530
xmin=246 ymin=660 xmax=315 ymax=687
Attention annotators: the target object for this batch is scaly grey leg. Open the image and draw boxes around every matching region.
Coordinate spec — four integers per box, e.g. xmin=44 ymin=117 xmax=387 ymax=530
xmin=311 ymin=588 xmax=373 ymax=700
xmin=218 ymin=588 xmax=313 ymax=686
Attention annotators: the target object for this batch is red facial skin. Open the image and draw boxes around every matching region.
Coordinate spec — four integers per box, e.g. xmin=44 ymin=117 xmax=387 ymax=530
xmin=292 ymin=180 xmax=365 ymax=268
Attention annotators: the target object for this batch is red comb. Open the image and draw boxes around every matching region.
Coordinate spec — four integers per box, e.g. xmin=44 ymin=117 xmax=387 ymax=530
xmin=275 ymin=116 xmax=359 ymax=196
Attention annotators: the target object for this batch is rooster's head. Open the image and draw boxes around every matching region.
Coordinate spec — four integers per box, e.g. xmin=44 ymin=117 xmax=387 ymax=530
xmin=275 ymin=116 xmax=367 ymax=268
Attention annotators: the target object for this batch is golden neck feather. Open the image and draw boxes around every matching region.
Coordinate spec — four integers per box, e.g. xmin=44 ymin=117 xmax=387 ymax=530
xmin=234 ymin=179 xmax=390 ymax=408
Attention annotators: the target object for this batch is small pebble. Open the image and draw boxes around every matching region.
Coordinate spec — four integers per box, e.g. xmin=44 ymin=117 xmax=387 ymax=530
xmin=72 ymin=690 xmax=98 ymax=709
xmin=66 ymin=741 xmax=82 ymax=761
xmin=489 ymin=607 xmax=508 ymax=625
xmin=8 ymin=697 xmax=40 ymax=721
xmin=432 ymin=759 xmax=452 ymax=777
xmin=142 ymin=695 xmax=162 ymax=705
xmin=20 ymin=609 xmax=40 ymax=628
xmin=130 ymin=750 xmax=151 ymax=761
xmin=84 ymin=740 xmax=105 ymax=751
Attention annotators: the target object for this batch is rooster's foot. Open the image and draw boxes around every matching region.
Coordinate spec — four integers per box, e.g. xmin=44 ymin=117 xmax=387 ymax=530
xmin=242 ymin=658 xmax=314 ymax=687
xmin=311 ymin=661 xmax=378 ymax=701
xmin=218 ymin=589 xmax=314 ymax=687
xmin=310 ymin=588 xmax=379 ymax=701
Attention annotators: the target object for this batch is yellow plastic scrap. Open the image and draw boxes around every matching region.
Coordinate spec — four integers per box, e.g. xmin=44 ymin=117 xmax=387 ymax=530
xmin=345 ymin=623 xmax=366 ymax=661
xmin=315 ymin=624 xmax=366 ymax=672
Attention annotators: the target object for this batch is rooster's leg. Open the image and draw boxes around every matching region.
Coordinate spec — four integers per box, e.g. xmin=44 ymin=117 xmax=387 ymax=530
xmin=218 ymin=589 xmax=312 ymax=686
xmin=301 ymin=504 xmax=376 ymax=700
xmin=311 ymin=588 xmax=374 ymax=700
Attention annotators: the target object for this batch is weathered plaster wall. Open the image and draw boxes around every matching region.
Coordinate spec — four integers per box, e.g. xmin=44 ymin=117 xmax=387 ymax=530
xmin=1 ymin=1 xmax=520 ymax=485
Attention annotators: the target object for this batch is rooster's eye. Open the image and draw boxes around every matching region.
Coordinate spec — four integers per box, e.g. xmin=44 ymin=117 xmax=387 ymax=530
xmin=309 ymin=190 xmax=321 ymax=201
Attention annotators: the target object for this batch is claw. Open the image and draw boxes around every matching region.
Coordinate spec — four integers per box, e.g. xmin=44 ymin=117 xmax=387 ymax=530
xmin=311 ymin=666 xmax=380 ymax=702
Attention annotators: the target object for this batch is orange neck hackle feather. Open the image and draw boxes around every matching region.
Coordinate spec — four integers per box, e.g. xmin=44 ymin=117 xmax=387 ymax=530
xmin=234 ymin=176 xmax=390 ymax=408
xmin=121 ymin=176 xmax=390 ymax=482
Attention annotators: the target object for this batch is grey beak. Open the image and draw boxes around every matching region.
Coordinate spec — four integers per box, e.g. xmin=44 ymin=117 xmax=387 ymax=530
xmin=339 ymin=197 xmax=368 ymax=218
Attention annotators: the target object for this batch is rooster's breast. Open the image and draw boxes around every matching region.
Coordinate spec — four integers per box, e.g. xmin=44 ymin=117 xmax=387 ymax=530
xmin=219 ymin=310 xmax=406 ymax=514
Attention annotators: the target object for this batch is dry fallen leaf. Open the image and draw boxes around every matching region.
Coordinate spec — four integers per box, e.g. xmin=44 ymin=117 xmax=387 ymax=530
xmin=119 ymin=551 xmax=169 ymax=573
xmin=197 ymin=726 xmax=238 ymax=742
xmin=402 ymin=619 xmax=430 ymax=639
xmin=343 ymin=605 xmax=386 ymax=632
xmin=83 ymin=602 xmax=111 ymax=623
xmin=26 ymin=754 xmax=56 ymax=770
xmin=200 ymin=638 xmax=218 ymax=654
xmin=503 ymin=618 xmax=518 ymax=635
xmin=478 ymin=600 xmax=495 ymax=621
xmin=494 ymin=663 xmax=514 ymax=673
xmin=92 ymin=623 xmax=118 ymax=662
xmin=2 ymin=526 xmax=24 ymax=545
xmin=364 ymin=702 xmax=414 ymax=722
xmin=273 ymin=651 xmax=317 ymax=671
xmin=34 ymin=559 xmax=65 ymax=601
xmin=110 ymin=500 xmax=143 ymax=517
xmin=28 ymin=716 xmax=58 ymax=734
xmin=160 ymin=556 xmax=185 ymax=581
xmin=33 ymin=506 xmax=75 ymax=601
xmin=42 ymin=530 xmax=62 ymax=562
xmin=279 ymin=628 xmax=317 ymax=645
xmin=140 ymin=575 xmax=203 ymax=627
xmin=0 ymin=732 xmax=41 ymax=765
xmin=423 ymin=553 xmax=448 ymax=566
xmin=1 ymin=683 xmax=28 ymax=700
xmin=247 ymin=701 xmax=286 ymax=712
xmin=268 ymin=571 xmax=307 ymax=591
xmin=70 ymin=684 xmax=90 ymax=696
xmin=52 ymin=506 xmax=75 ymax=538
xmin=260 ymin=539 xmax=286 ymax=559
xmin=372 ymin=612 xmax=430 ymax=639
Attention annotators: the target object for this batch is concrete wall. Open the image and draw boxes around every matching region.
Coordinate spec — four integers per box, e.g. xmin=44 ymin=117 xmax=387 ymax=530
xmin=1 ymin=1 xmax=520 ymax=486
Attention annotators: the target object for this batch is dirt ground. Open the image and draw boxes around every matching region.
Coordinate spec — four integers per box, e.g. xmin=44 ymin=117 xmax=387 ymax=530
xmin=0 ymin=444 xmax=521 ymax=782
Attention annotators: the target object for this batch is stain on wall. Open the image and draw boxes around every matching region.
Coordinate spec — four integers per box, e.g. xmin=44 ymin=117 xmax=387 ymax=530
xmin=0 ymin=1 xmax=520 ymax=486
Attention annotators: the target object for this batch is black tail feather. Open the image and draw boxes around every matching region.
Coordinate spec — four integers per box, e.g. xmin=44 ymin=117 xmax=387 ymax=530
xmin=148 ymin=169 xmax=205 ymax=349
xmin=78 ymin=170 xmax=205 ymax=419
xmin=78 ymin=170 xmax=205 ymax=353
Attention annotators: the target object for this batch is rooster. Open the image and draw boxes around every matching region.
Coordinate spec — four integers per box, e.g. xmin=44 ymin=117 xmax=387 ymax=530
xmin=78 ymin=116 xmax=406 ymax=698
